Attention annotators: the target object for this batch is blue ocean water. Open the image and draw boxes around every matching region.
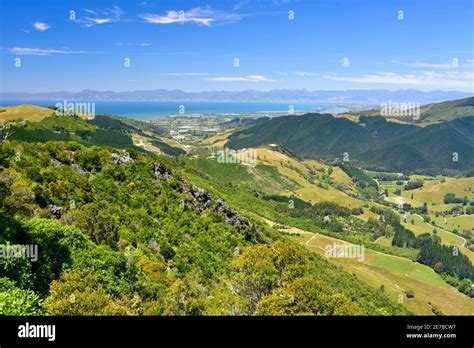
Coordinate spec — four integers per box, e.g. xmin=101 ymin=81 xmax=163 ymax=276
xmin=0 ymin=100 xmax=349 ymax=120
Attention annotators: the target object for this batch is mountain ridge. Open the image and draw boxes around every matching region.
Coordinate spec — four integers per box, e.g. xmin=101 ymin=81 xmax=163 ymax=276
xmin=2 ymin=89 xmax=472 ymax=104
xmin=226 ymin=113 xmax=474 ymax=173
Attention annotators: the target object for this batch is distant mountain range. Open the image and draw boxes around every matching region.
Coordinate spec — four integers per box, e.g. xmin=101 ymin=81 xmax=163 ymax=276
xmin=1 ymin=89 xmax=472 ymax=104
xmin=226 ymin=113 xmax=474 ymax=174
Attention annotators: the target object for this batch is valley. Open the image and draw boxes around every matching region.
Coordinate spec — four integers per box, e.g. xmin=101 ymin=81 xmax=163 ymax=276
xmin=1 ymin=98 xmax=473 ymax=316
xmin=178 ymin=145 xmax=474 ymax=315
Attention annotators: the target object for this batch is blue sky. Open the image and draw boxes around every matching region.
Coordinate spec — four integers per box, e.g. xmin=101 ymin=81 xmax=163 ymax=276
xmin=1 ymin=0 xmax=473 ymax=93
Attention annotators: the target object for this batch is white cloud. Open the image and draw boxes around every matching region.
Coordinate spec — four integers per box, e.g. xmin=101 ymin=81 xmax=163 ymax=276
xmin=76 ymin=6 xmax=123 ymax=27
xmin=138 ymin=2 xmax=153 ymax=8
xmin=157 ymin=72 xmax=209 ymax=76
xmin=33 ymin=22 xmax=51 ymax=32
xmin=8 ymin=47 xmax=85 ymax=56
xmin=323 ymin=71 xmax=474 ymax=89
xmin=139 ymin=43 xmax=152 ymax=46
xmin=407 ymin=62 xmax=455 ymax=69
xmin=139 ymin=6 xmax=242 ymax=26
xmin=83 ymin=9 xmax=98 ymax=16
xmin=233 ymin=0 xmax=250 ymax=10
xmin=206 ymin=75 xmax=274 ymax=82
xmin=294 ymin=71 xmax=322 ymax=77
xmin=395 ymin=60 xmax=474 ymax=69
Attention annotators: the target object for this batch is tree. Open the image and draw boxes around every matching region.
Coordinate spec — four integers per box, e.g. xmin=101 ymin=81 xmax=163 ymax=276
xmin=404 ymin=180 xmax=423 ymax=191
xmin=228 ymin=245 xmax=281 ymax=312
xmin=203 ymin=285 xmax=249 ymax=316
xmin=72 ymin=203 xmax=119 ymax=247
xmin=3 ymin=177 xmax=35 ymax=215
xmin=255 ymin=276 xmax=362 ymax=315
xmin=434 ymin=262 xmax=444 ymax=273
xmin=44 ymin=271 xmax=140 ymax=315
xmin=162 ymin=277 xmax=206 ymax=316
xmin=228 ymin=242 xmax=309 ymax=313
xmin=0 ymin=278 xmax=43 ymax=315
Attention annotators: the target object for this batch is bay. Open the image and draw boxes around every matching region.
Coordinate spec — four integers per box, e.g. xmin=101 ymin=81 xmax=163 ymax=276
xmin=0 ymin=100 xmax=349 ymax=120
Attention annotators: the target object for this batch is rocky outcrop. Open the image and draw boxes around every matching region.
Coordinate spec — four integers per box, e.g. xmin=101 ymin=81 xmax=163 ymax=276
xmin=160 ymin=168 xmax=263 ymax=241
xmin=50 ymin=159 xmax=64 ymax=167
xmin=48 ymin=205 xmax=62 ymax=219
xmin=112 ymin=153 xmax=134 ymax=164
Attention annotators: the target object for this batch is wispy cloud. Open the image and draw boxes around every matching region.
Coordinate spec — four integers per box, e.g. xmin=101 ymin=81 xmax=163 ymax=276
xmin=407 ymin=62 xmax=456 ymax=69
xmin=233 ymin=0 xmax=250 ymax=10
xmin=138 ymin=2 xmax=153 ymax=8
xmin=206 ymin=75 xmax=274 ymax=82
xmin=33 ymin=22 xmax=51 ymax=32
xmin=157 ymin=72 xmax=209 ymax=76
xmin=8 ymin=47 xmax=85 ymax=56
xmin=139 ymin=6 xmax=242 ymax=26
xmin=76 ymin=6 xmax=123 ymax=27
xmin=323 ymin=71 xmax=474 ymax=89
xmin=115 ymin=42 xmax=152 ymax=46
xmin=396 ymin=60 xmax=474 ymax=69
xmin=294 ymin=71 xmax=322 ymax=77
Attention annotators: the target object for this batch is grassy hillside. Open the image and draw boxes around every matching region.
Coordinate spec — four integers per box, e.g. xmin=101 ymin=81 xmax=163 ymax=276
xmin=6 ymin=114 xmax=183 ymax=156
xmin=379 ymin=175 xmax=474 ymax=263
xmin=180 ymin=141 xmax=474 ymax=310
xmin=361 ymin=96 xmax=474 ymax=123
xmin=0 ymin=104 xmax=55 ymax=122
xmin=288 ymin=229 xmax=474 ymax=315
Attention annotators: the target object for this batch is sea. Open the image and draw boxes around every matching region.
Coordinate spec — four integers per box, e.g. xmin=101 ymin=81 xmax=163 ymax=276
xmin=0 ymin=100 xmax=349 ymax=121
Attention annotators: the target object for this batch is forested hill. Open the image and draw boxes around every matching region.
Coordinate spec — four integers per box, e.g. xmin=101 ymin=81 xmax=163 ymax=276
xmin=4 ymin=112 xmax=185 ymax=157
xmin=361 ymin=96 xmax=474 ymax=122
xmin=0 ymin=140 xmax=409 ymax=316
xmin=226 ymin=114 xmax=474 ymax=174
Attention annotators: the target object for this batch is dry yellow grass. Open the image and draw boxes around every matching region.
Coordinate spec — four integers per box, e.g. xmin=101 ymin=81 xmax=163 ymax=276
xmin=334 ymin=113 xmax=360 ymax=122
xmin=0 ymin=104 xmax=55 ymax=122
xmin=330 ymin=166 xmax=354 ymax=187
xmin=199 ymin=131 xmax=233 ymax=147
xmin=252 ymin=147 xmax=386 ymax=210
xmin=402 ymin=177 xmax=474 ymax=204
xmin=283 ymin=227 xmax=474 ymax=315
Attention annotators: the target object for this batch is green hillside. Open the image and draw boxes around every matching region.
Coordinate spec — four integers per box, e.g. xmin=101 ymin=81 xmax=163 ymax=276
xmin=1 ymin=104 xmax=472 ymax=317
xmin=6 ymin=114 xmax=183 ymax=156
xmin=179 ymin=151 xmax=474 ymax=313
xmin=0 ymin=140 xmax=409 ymax=316
xmin=226 ymin=113 xmax=474 ymax=173
xmin=361 ymin=96 xmax=474 ymax=123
